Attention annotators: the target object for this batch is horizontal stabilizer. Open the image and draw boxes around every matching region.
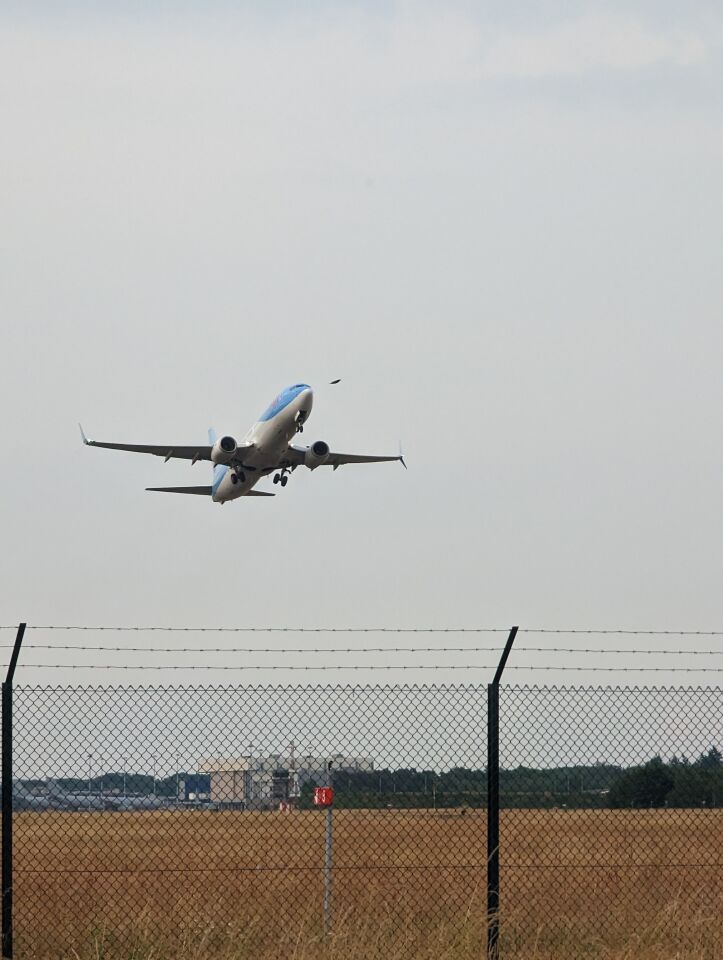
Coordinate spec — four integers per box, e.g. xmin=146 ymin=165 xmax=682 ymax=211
xmin=146 ymin=486 xmax=276 ymax=498
xmin=146 ymin=486 xmax=212 ymax=496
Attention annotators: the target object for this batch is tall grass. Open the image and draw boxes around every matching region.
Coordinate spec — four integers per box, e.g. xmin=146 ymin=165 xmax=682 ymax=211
xmin=60 ymin=905 xmax=720 ymax=960
xmin=14 ymin=808 xmax=722 ymax=959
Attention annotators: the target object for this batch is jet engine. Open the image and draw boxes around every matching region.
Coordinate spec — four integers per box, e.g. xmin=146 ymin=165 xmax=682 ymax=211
xmin=304 ymin=440 xmax=331 ymax=469
xmin=211 ymin=435 xmax=238 ymax=464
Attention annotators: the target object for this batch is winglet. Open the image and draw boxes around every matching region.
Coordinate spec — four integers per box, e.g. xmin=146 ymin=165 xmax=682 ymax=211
xmin=399 ymin=442 xmax=407 ymax=470
xmin=79 ymin=423 xmax=90 ymax=445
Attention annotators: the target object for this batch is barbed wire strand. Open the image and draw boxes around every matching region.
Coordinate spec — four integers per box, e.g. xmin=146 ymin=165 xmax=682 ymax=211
xmin=1 ymin=624 xmax=722 ymax=636
xmin=4 ymin=626 xmax=512 ymax=633
xmin=2 ymin=643 xmax=720 ymax=655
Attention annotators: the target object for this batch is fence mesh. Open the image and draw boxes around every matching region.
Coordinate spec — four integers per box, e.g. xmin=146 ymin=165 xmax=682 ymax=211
xmin=7 ymin=683 xmax=723 ymax=959
xmin=499 ymin=686 xmax=723 ymax=957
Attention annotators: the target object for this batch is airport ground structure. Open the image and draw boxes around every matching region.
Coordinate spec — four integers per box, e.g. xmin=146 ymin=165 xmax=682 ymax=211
xmin=0 ymin=623 xmax=720 ymax=959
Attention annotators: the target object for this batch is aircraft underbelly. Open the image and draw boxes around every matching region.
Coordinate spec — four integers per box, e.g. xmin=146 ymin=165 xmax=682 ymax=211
xmin=215 ymin=409 xmax=298 ymax=502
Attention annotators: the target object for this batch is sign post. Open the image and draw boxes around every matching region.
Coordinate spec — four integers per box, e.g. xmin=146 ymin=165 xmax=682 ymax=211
xmin=314 ymin=763 xmax=334 ymax=935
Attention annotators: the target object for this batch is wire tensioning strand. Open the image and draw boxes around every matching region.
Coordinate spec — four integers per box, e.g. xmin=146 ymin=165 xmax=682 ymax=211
xmin=17 ymin=862 xmax=720 ymax=874
xmin=13 ymin=663 xmax=723 ymax=671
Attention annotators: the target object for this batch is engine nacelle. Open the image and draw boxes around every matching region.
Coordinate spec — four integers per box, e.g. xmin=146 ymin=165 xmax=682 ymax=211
xmin=304 ymin=440 xmax=330 ymax=470
xmin=211 ymin=435 xmax=238 ymax=464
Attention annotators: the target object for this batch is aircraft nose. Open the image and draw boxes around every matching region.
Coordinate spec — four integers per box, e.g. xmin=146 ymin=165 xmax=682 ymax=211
xmin=300 ymin=387 xmax=314 ymax=410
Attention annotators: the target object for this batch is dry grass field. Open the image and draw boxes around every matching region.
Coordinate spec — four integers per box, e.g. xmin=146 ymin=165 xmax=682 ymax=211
xmin=13 ymin=808 xmax=722 ymax=959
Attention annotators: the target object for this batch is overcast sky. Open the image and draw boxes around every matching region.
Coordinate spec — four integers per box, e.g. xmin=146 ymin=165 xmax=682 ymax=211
xmin=1 ymin=1 xmax=722 ymax=687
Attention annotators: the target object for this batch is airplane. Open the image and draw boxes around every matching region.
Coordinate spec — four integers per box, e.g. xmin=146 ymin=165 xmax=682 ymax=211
xmin=45 ymin=779 xmax=169 ymax=811
xmin=46 ymin=780 xmax=104 ymax=811
xmin=13 ymin=784 xmax=55 ymax=811
xmin=80 ymin=382 xmax=405 ymax=504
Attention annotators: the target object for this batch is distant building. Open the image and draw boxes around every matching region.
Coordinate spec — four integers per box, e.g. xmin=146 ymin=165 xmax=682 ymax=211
xmin=198 ymin=759 xmax=251 ymax=806
xmin=199 ymin=753 xmax=374 ymax=809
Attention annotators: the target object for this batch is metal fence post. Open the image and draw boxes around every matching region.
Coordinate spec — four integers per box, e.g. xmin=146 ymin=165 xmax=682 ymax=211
xmin=2 ymin=623 xmax=26 ymax=960
xmin=487 ymin=626 xmax=518 ymax=960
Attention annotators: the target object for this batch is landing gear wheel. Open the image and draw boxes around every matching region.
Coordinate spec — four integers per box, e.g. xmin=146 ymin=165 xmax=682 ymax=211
xmin=273 ymin=474 xmax=280 ymax=484
xmin=280 ymin=476 xmax=288 ymax=487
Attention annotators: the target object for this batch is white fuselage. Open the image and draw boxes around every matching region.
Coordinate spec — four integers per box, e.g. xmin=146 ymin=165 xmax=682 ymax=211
xmin=212 ymin=387 xmax=313 ymax=503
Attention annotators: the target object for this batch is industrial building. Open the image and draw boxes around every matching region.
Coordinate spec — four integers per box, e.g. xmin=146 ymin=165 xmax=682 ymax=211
xmin=177 ymin=773 xmax=211 ymax=802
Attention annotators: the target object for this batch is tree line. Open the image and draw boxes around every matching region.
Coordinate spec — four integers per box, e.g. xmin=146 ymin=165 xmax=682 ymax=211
xmin=298 ymin=746 xmax=722 ymax=810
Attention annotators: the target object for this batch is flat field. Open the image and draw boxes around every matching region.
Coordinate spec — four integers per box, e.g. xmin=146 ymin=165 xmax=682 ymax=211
xmin=13 ymin=808 xmax=722 ymax=959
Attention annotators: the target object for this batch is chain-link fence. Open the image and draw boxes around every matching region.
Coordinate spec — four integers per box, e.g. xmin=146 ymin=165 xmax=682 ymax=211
xmin=499 ymin=686 xmax=722 ymax=958
xmin=6 ymin=683 xmax=723 ymax=959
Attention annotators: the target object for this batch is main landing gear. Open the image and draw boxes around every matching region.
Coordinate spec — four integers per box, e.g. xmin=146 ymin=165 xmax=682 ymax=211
xmin=273 ymin=469 xmax=289 ymax=487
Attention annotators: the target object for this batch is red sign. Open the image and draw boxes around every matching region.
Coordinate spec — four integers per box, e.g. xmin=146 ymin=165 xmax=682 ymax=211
xmin=313 ymin=787 xmax=334 ymax=807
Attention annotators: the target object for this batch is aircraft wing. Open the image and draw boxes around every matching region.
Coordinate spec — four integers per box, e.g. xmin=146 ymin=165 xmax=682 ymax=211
xmin=326 ymin=452 xmax=404 ymax=467
xmin=84 ymin=439 xmax=213 ymax=462
xmin=80 ymin=425 xmax=252 ymax=464
xmin=284 ymin=444 xmax=406 ymax=470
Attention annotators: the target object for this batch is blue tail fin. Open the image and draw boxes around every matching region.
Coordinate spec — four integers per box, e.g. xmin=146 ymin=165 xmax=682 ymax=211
xmin=208 ymin=429 xmax=217 ymax=481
